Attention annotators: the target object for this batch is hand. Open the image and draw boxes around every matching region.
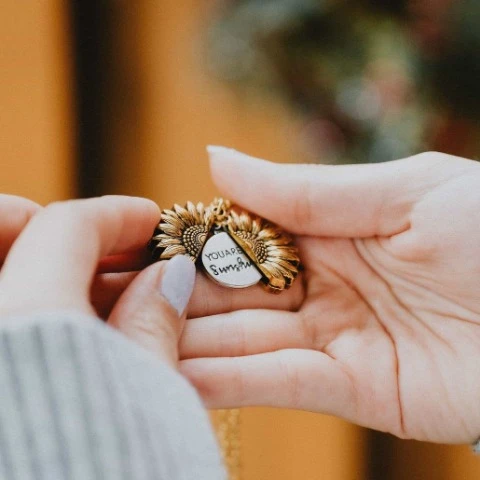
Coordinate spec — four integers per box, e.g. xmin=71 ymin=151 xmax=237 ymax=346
xmin=180 ymin=147 xmax=480 ymax=445
xmin=0 ymin=196 xmax=199 ymax=367
xmin=0 ymin=195 xmax=297 ymax=368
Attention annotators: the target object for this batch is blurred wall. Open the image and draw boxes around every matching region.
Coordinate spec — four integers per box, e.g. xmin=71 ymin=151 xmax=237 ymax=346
xmin=0 ymin=1 xmax=73 ymax=203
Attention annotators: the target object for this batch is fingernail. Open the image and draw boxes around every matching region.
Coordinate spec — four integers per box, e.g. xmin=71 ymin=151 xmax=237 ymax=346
xmin=206 ymin=145 xmax=242 ymax=163
xmin=207 ymin=145 xmax=263 ymax=168
xmin=206 ymin=145 xmax=236 ymax=157
xmin=160 ymin=255 xmax=196 ymax=316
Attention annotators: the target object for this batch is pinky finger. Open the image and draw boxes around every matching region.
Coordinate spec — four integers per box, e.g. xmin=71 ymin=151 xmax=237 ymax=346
xmin=180 ymin=349 xmax=356 ymax=419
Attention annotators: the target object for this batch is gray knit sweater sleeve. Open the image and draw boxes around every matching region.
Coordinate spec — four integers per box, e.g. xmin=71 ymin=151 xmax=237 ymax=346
xmin=0 ymin=312 xmax=226 ymax=480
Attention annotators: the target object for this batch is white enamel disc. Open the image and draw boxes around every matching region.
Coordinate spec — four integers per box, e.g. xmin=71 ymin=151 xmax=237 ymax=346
xmin=201 ymin=232 xmax=262 ymax=288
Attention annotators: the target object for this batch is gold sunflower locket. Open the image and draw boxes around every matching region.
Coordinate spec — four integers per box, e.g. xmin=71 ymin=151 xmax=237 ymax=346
xmin=148 ymin=199 xmax=299 ymax=293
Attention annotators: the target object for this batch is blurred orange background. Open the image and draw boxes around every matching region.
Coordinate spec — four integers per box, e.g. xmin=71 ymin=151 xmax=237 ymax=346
xmin=1 ymin=1 xmax=479 ymax=479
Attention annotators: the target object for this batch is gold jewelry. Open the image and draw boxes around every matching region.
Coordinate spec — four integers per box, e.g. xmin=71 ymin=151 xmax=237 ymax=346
xmin=213 ymin=409 xmax=242 ymax=480
xmin=148 ymin=198 xmax=299 ymax=293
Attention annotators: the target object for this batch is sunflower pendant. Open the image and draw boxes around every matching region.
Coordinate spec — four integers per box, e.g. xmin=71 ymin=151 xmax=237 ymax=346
xmin=148 ymin=199 xmax=299 ymax=293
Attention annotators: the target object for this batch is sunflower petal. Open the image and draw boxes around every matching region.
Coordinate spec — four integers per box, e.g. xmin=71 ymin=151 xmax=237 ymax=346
xmin=262 ymin=262 xmax=286 ymax=279
xmin=186 ymin=201 xmax=201 ymax=223
xmin=251 ymin=219 xmax=262 ymax=235
xmin=176 ymin=204 xmax=196 ymax=224
xmin=266 ymin=247 xmax=298 ymax=261
xmin=267 ymin=258 xmax=298 ymax=275
xmin=159 ymin=223 xmax=182 ymax=237
xmin=268 ymin=259 xmax=296 ymax=278
xmin=152 ymin=233 xmax=177 ymax=242
xmin=161 ymin=212 xmax=186 ymax=232
xmin=157 ymin=237 xmax=182 ymax=246
xmin=160 ymin=244 xmax=186 ymax=259
xmin=238 ymin=213 xmax=251 ymax=232
xmin=265 ymin=237 xmax=291 ymax=246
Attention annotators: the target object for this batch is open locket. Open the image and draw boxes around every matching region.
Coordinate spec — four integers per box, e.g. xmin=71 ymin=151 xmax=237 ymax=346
xmin=148 ymin=199 xmax=299 ymax=293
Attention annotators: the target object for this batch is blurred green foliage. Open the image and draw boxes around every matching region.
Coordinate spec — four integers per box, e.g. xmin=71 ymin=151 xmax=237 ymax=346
xmin=208 ymin=0 xmax=480 ymax=162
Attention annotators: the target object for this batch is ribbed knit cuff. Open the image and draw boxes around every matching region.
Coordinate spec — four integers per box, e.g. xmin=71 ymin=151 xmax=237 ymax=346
xmin=0 ymin=311 xmax=226 ymax=480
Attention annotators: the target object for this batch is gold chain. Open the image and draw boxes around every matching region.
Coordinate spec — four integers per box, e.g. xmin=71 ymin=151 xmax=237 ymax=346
xmin=209 ymin=197 xmax=232 ymax=228
xmin=214 ymin=409 xmax=242 ymax=480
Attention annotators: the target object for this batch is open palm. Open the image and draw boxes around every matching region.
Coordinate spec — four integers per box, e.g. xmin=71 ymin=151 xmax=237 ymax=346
xmin=180 ymin=148 xmax=480 ymax=445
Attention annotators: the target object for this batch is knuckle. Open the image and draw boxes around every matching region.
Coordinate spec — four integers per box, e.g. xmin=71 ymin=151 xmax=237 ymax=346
xmin=299 ymin=309 xmax=318 ymax=350
xmin=133 ymin=306 xmax=176 ymax=342
xmin=231 ymin=314 xmax=248 ymax=356
xmin=218 ymin=312 xmax=247 ymax=357
xmin=232 ymin=358 xmax=247 ymax=404
xmin=336 ymin=362 xmax=361 ymax=423
xmin=276 ymin=350 xmax=302 ymax=408
xmin=292 ymin=178 xmax=315 ymax=232
xmin=198 ymin=280 xmax=212 ymax=317
xmin=406 ymin=230 xmax=439 ymax=259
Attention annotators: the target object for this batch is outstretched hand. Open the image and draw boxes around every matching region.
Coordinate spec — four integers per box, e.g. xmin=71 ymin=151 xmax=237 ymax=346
xmin=180 ymin=147 xmax=480 ymax=446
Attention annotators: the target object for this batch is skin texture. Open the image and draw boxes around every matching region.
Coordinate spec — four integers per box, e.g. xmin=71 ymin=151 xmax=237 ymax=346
xmin=179 ymin=148 xmax=480 ymax=446
xmin=0 ymin=196 xmax=197 ymax=368
xmin=0 ymin=195 xmax=294 ymax=369
xmin=3 ymin=149 xmax=480 ymax=448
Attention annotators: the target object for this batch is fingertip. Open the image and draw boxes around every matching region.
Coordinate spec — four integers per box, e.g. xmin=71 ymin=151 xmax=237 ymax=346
xmin=100 ymin=195 xmax=161 ymax=220
xmin=139 ymin=197 xmax=161 ymax=230
xmin=14 ymin=196 xmax=41 ymax=213
xmin=98 ymin=195 xmax=161 ymax=251
xmin=140 ymin=197 xmax=161 ymax=219
xmin=14 ymin=198 xmax=42 ymax=230
xmin=207 ymin=146 xmax=278 ymax=206
xmin=206 ymin=144 xmax=236 ymax=157
xmin=207 ymin=145 xmax=239 ymax=190
xmin=133 ymin=196 xmax=161 ymax=217
xmin=207 ymin=145 xmax=271 ymax=170
xmin=207 ymin=145 xmax=270 ymax=169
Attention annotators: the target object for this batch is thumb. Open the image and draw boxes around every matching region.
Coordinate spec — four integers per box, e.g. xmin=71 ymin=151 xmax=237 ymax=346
xmin=108 ymin=255 xmax=195 ymax=367
xmin=207 ymin=146 xmax=457 ymax=238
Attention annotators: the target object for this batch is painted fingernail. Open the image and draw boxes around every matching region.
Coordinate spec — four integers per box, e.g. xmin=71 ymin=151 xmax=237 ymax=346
xmin=206 ymin=145 xmax=235 ymax=156
xmin=160 ymin=255 xmax=196 ymax=316
xmin=206 ymin=145 xmax=242 ymax=162
xmin=207 ymin=145 xmax=261 ymax=167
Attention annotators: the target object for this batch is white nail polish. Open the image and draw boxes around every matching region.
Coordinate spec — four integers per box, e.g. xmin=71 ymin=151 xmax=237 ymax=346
xmin=206 ymin=145 xmax=236 ymax=156
xmin=160 ymin=255 xmax=196 ymax=316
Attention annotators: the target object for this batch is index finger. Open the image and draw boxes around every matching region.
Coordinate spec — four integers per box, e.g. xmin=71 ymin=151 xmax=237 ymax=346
xmin=0 ymin=196 xmax=160 ymax=314
xmin=208 ymin=147 xmax=473 ymax=237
